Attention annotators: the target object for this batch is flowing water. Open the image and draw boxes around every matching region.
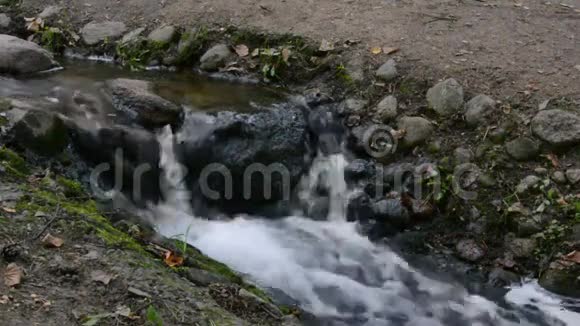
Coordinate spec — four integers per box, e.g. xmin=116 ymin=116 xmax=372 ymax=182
xmin=4 ymin=61 xmax=580 ymax=325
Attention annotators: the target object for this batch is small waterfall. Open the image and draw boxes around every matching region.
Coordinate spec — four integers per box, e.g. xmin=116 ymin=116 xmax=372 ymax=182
xmin=157 ymin=126 xmax=191 ymax=214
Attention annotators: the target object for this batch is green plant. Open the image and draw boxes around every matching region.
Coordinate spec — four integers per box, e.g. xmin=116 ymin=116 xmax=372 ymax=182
xmin=146 ymin=306 xmax=163 ymax=326
xmin=170 ymin=224 xmax=193 ymax=258
xmin=533 ymin=220 xmax=570 ymax=256
xmin=38 ymin=27 xmax=65 ymax=53
xmin=335 ymin=64 xmax=354 ymax=86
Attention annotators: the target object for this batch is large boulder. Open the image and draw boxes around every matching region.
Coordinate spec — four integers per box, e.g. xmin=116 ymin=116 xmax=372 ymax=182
xmin=80 ymin=21 xmax=127 ymax=45
xmin=427 ymin=78 xmax=464 ymax=116
xmin=104 ymin=78 xmax=182 ymax=128
xmin=0 ymin=34 xmax=58 ymax=74
xmin=199 ymin=44 xmax=233 ymax=71
xmin=540 ymin=259 xmax=580 ymax=298
xmin=69 ymin=124 xmax=161 ymax=205
xmin=3 ymin=108 xmax=68 ymax=155
xmin=179 ymin=104 xmax=310 ymax=208
xmin=532 ymin=109 xmax=580 ymax=147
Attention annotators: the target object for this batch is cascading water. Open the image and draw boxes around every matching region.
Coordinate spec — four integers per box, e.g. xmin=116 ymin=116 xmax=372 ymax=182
xmin=151 ymin=127 xmax=578 ymax=326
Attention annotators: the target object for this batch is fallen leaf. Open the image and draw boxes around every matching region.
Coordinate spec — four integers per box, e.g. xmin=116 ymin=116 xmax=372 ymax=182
xmin=382 ymin=46 xmax=400 ymax=55
xmin=163 ymin=251 xmax=184 ymax=267
xmin=91 ymin=270 xmax=113 ymax=285
xmin=538 ymin=99 xmax=550 ymax=110
xmin=4 ymin=263 xmax=23 ymax=287
xmin=234 ymin=44 xmax=249 ymax=57
xmin=0 ymin=295 xmax=9 ymax=304
xmin=251 ymin=48 xmax=260 ymax=57
xmin=545 ymin=153 xmax=560 ymax=168
xmin=319 ymin=39 xmax=335 ymax=52
xmin=565 ymin=251 xmax=580 ymax=264
xmin=41 ymin=233 xmax=64 ymax=248
xmin=1 ymin=206 xmax=16 ymax=214
xmin=371 ymin=47 xmax=382 ymax=55
xmin=281 ymin=48 xmax=291 ymax=63
xmin=127 ymin=287 xmax=151 ymax=298
xmin=24 ymin=17 xmax=44 ymax=32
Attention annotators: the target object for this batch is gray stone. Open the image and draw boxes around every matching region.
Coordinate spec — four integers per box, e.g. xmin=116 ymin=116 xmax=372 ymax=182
xmin=345 ymin=55 xmax=365 ymax=82
xmin=427 ymin=78 xmax=464 ymax=116
xmin=456 ymin=239 xmax=485 ymax=262
xmin=552 ymin=171 xmax=567 ymax=184
xmin=507 ymin=238 xmax=536 ymax=258
xmin=505 ymin=137 xmax=540 ymax=161
xmin=182 ymin=268 xmax=231 ymax=286
xmin=397 ymin=116 xmax=434 ymax=147
xmin=0 ymin=14 xmax=10 ymax=29
xmin=0 ymin=35 xmax=58 ymax=74
xmin=516 ymin=175 xmax=542 ymax=194
xmin=465 ymin=94 xmax=496 ymax=126
xmin=80 ymin=21 xmax=127 ymax=45
xmin=341 ymin=98 xmax=368 ymax=115
xmin=454 ymin=147 xmax=473 ymax=164
xmin=38 ymin=6 xmax=62 ymax=20
xmin=375 ymin=95 xmax=398 ymax=121
xmin=147 ymin=25 xmax=176 ymax=44
xmin=534 ymin=167 xmax=548 ymax=175
xmin=120 ymin=27 xmax=145 ymax=45
xmin=3 ymin=108 xmax=68 ymax=155
xmin=199 ymin=44 xmax=232 ymax=71
xmin=375 ymin=59 xmax=398 ymax=82
xmin=488 ymin=268 xmax=521 ymax=287
xmin=104 ymin=78 xmax=181 ymax=128
xmin=566 ymin=169 xmax=580 ymax=184
xmin=540 ymin=260 xmax=580 ymax=298
xmin=532 ymin=109 xmax=580 ymax=147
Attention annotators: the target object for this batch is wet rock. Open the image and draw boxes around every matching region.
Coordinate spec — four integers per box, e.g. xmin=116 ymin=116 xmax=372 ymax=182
xmin=552 ymin=171 xmax=567 ymax=184
xmin=515 ymin=175 xmax=542 ymax=194
xmin=80 ymin=21 xmax=127 ymax=45
xmin=104 ymin=78 xmax=181 ymax=128
xmin=488 ymin=268 xmax=520 ymax=287
xmin=532 ymin=109 xmax=580 ymax=147
xmin=565 ymin=168 xmax=580 ymax=184
xmin=199 ymin=44 xmax=232 ymax=71
xmin=3 ymin=108 xmax=68 ymax=155
xmin=120 ymin=27 xmax=145 ymax=45
xmin=344 ymin=159 xmax=376 ymax=184
xmin=339 ymin=98 xmax=368 ymax=116
xmin=375 ymin=95 xmax=398 ymax=121
xmin=306 ymin=105 xmax=344 ymax=154
xmin=0 ymin=14 xmax=10 ymax=30
xmin=346 ymin=190 xmax=373 ymax=222
xmin=514 ymin=217 xmax=542 ymax=237
xmin=397 ymin=116 xmax=434 ymax=147
xmin=506 ymin=238 xmax=536 ymax=258
xmin=539 ymin=260 xmax=580 ymax=298
xmin=505 ymin=137 xmax=540 ymax=161
xmin=427 ymin=78 xmax=464 ymax=116
xmin=70 ymin=124 xmax=161 ymax=205
xmin=455 ymin=239 xmax=485 ymax=262
xmin=0 ymin=34 xmax=58 ymax=74
xmin=465 ymin=94 xmax=496 ymax=126
xmin=375 ymin=59 xmax=398 ymax=81
xmin=179 ymin=105 xmax=309 ymax=206
xmin=147 ymin=25 xmax=177 ymax=44
xmin=454 ymin=147 xmax=472 ymax=164
xmin=372 ymin=198 xmax=410 ymax=229
xmin=306 ymin=197 xmax=330 ymax=220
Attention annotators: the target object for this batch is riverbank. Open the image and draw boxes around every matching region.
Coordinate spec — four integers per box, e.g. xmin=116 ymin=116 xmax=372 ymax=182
xmin=1 ymin=0 xmax=580 ymax=324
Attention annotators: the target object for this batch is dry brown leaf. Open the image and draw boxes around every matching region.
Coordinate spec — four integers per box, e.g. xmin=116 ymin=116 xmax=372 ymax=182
xmin=382 ymin=47 xmax=400 ymax=55
xmin=234 ymin=44 xmax=249 ymax=57
xmin=41 ymin=233 xmax=64 ymax=248
xmin=91 ymin=270 xmax=113 ymax=285
xmin=4 ymin=263 xmax=23 ymax=287
xmin=281 ymin=48 xmax=291 ymax=63
xmin=163 ymin=251 xmax=184 ymax=267
xmin=371 ymin=47 xmax=382 ymax=55
xmin=565 ymin=251 xmax=580 ymax=264
xmin=24 ymin=17 xmax=44 ymax=32
xmin=545 ymin=153 xmax=560 ymax=168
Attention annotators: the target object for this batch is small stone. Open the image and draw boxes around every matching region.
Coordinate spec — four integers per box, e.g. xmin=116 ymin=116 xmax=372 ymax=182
xmin=147 ymin=25 xmax=176 ymax=44
xmin=120 ymin=27 xmax=145 ymax=44
xmin=505 ymin=137 xmax=540 ymax=161
xmin=465 ymin=94 xmax=496 ymax=126
xmin=427 ymin=78 xmax=464 ymax=116
xmin=456 ymin=239 xmax=485 ymax=262
xmin=397 ymin=116 xmax=434 ymax=148
xmin=375 ymin=59 xmax=398 ymax=81
xmin=454 ymin=147 xmax=473 ymax=164
xmin=38 ymin=6 xmax=62 ymax=20
xmin=516 ymin=175 xmax=542 ymax=194
xmin=427 ymin=140 xmax=442 ymax=153
xmin=81 ymin=21 xmax=127 ymax=45
xmin=532 ymin=109 xmax=580 ymax=147
xmin=552 ymin=171 xmax=567 ymax=184
xmin=507 ymin=238 xmax=536 ymax=258
xmin=478 ymin=173 xmax=496 ymax=187
xmin=375 ymin=95 xmax=398 ymax=121
xmin=341 ymin=98 xmax=368 ymax=115
xmin=514 ymin=217 xmax=542 ymax=237
xmin=199 ymin=44 xmax=232 ymax=71
xmin=534 ymin=167 xmax=548 ymax=175
xmin=488 ymin=268 xmax=521 ymax=287
xmin=565 ymin=169 xmax=580 ymax=184
xmin=0 ymin=13 xmax=11 ymax=29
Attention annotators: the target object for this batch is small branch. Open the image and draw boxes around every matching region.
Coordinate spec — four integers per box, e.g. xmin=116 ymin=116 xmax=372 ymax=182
xmin=32 ymin=204 xmax=61 ymax=240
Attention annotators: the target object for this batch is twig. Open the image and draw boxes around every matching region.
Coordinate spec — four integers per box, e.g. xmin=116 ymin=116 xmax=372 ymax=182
xmin=32 ymin=204 xmax=61 ymax=240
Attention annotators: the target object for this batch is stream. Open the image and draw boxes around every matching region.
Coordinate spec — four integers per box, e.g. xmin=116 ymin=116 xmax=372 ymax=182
xmin=3 ymin=61 xmax=580 ymax=326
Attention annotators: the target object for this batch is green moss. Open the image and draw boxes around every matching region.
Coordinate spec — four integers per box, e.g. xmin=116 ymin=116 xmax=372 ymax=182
xmin=0 ymin=147 xmax=29 ymax=178
xmin=0 ymin=97 xmax=11 ymax=112
xmin=56 ymin=176 xmax=87 ymax=199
